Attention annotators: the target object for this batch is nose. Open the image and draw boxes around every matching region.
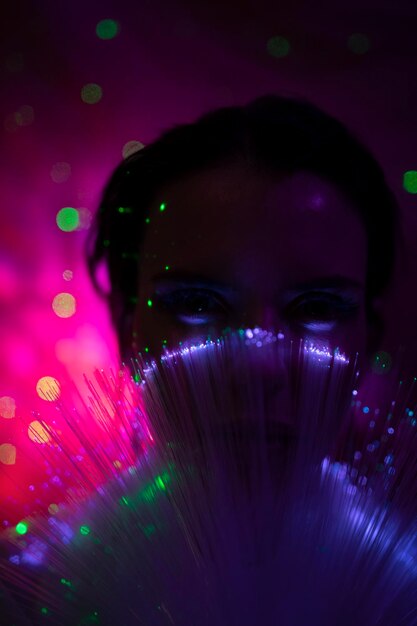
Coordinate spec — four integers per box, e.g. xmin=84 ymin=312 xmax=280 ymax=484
xmin=241 ymin=303 xmax=283 ymax=334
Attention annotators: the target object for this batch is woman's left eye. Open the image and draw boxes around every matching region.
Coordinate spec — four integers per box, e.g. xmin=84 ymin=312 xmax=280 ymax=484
xmin=153 ymin=289 xmax=229 ymax=326
xmin=286 ymin=294 xmax=359 ymax=332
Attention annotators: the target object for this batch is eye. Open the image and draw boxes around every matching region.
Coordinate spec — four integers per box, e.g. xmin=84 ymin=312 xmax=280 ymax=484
xmin=286 ymin=293 xmax=359 ymax=332
xmin=153 ymin=289 xmax=230 ymax=326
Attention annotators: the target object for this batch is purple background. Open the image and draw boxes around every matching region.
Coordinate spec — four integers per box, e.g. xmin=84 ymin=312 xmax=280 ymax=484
xmin=1 ymin=0 xmax=417 ymax=514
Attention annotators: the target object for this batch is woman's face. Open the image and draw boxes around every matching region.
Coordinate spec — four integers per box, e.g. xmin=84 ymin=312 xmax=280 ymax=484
xmin=132 ymin=161 xmax=369 ymax=363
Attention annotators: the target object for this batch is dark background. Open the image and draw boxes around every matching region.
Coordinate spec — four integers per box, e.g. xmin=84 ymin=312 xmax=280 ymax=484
xmin=1 ymin=0 xmax=416 ymax=519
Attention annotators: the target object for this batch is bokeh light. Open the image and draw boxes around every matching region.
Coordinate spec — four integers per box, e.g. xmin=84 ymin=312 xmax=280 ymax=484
xmin=122 ymin=140 xmax=145 ymax=158
xmin=0 ymin=396 xmax=16 ymax=419
xmin=81 ymin=83 xmax=103 ymax=104
xmin=28 ymin=420 xmax=51 ymax=444
xmin=347 ymin=33 xmax=370 ymax=55
xmin=52 ymin=292 xmax=76 ymax=318
xmin=96 ymin=19 xmax=120 ymax=40
xmin=36 ymin=376 xmax=61 ymax=401
xmin=76 ymin=207 xmax=93 ymax=230
xmin=266 ymin=36 xmax=290 ymax=58
xmin=403 ymin=170 xmax=417 ymax=194
xmin=48 ymin=503 xmax=59 ymax=515
xmin=62 ymin=269 xmax=73 ymax=281
xmin=50 ymin=162 xmax=71 ymax=183
xmin=14 ymin=105 xmax=34 ymax=127
xmin=15 ymin=521 xmax=28 ymax=535
xmin=56 ymin=207 xmax=79 ymax=232
xmin=0 ymin=443 xmax=17 ymax=465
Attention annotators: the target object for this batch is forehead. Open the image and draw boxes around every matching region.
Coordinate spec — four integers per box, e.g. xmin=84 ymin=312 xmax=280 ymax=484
xmin=142 ymin=163 xmax=367 ymax=290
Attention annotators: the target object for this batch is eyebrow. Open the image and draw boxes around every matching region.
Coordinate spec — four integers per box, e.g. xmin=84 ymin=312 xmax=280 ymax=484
xmin=151 ymin=271 xmax=363 ymax=293
xmin=151 ymin=271 xmax=239 ymax=295
xmin=286 ymin=276 xmax=364 ymax=292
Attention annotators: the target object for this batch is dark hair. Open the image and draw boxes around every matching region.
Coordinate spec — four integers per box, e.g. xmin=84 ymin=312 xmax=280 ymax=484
xmin=87 ymin=94 xmax=399 ymax=357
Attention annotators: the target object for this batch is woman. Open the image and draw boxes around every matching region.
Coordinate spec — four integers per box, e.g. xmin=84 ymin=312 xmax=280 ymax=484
xmin=87 ymin=93 xmax=399 ymax=458
xmin=4 ymin=95 xmax=417 ymax=626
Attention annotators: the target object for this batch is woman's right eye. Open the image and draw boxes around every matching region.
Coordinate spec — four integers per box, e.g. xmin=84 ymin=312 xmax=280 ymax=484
xmin=153 ymin=289 xmax=230 ymax=326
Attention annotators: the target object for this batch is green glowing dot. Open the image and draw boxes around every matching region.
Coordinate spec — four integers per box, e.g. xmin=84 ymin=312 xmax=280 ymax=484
xmin=96 ymin=19 xmax=120 ymax=40
xmin=41 ymin=607 xmax=48 ymax=615
xmin=159 ymin=202 xmax=166 ymax=212
xmin=103 ymin=239 xmax=110 ymax=247
xmin=162 ymin=339 xmax=167 ymax=345
xmin=347 ymin=33 xmax=370 ymax=55
xmin=403 ymin=170 xmax=417 ymax=194
xmin=371 ymin=351 xmax=392 ymax=375
xmin=155 ymin=475 xmax=166 ymax=490
xmin=145 ymin=217 xmax=150 ymax=224
xmin=266 ymin=36 xmax=290 ymax=58
xmin=79 ymin=525 xmax=90 ymax=535
xmin=56 ymin=207 xmax=79 ymax=232
xmin=118 ymin=206 xmax=132 ymax=213
xmin=60 ymin=577 xmax=72 ymax=587
xmin=15 ymin=521 xmax=28 ymax=535
xmin=144 ymin=347 xmax=149 ymax=353
xmin=81 ymin=83 xmax=103 ymax=104
xmin=147 ymin=299 xmax=153 ymax=307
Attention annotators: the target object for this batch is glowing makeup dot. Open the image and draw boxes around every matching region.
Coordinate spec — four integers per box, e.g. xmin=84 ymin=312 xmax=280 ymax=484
xmin=362 ymin=406 xmax=370 ymax=414
xmin=48 ymin=503 xmax=59 ymax=515
xmin=347 ymin=33 xmax=370 ymax=55
xmin=0 ymin=396 xmax=16 ymax=419
xmin=165 ymin=265 xmax=170 ymax=271
xmin=52 ymin=292 xmax=76 ymax=318
xmin=15 ymin=521 xmax=28 ymax=535
xmin=28 ymin=420 xmax=51 ymax=444
xmin=118 ymin=206 xmax=132 ymax=214
xmin=159 ymin=202 xmax=166 ymax=212
xmin=41 ymin=608 xmax=48 ymax=615
xmin=372 ymin=351 xmax=392 ymax=374
xmin=62 ymin=269 xmax=73 ymax=281
xmin=352 ymin=389 xmax=358 ymax=396
xmin=80 ymin=525 xmax=90 ymax=535
xmin=266 ymin=36 xmax=290 ymax=58
xmin=122 ymin=140 xmax=144 ymax=159
xmin=56 ymin=207 xmax=79 ymax=232
xmin=81 ymin=83 xmax=103 ymax=104
xmin=96 ymin=18 xmax=120 ymax=39
xmin=0 ymin=443 xmax=16 ymax=465
xmin=36 ymin=376 xmax=61 ymax=401
xmin=147 ymin=299 xmax=153 ymax=307
xmin=14 ymin=105 xmax=34 ymax=126
xmin=50 ymin=161 xmax=71 ymax=183
xmin=145 ymin=218 xmax=150 ymax=224
xmin=403 ymin=170 xmax=417 ymax=194
xmin=144 ymin=347 xmax=149 ymax=353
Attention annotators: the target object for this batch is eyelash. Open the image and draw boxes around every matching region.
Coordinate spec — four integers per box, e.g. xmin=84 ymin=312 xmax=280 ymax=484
xmin=153 ymin=289 xmax=229 ymax=326
xmin=152 ymin=289 xmax=359 ymax=330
